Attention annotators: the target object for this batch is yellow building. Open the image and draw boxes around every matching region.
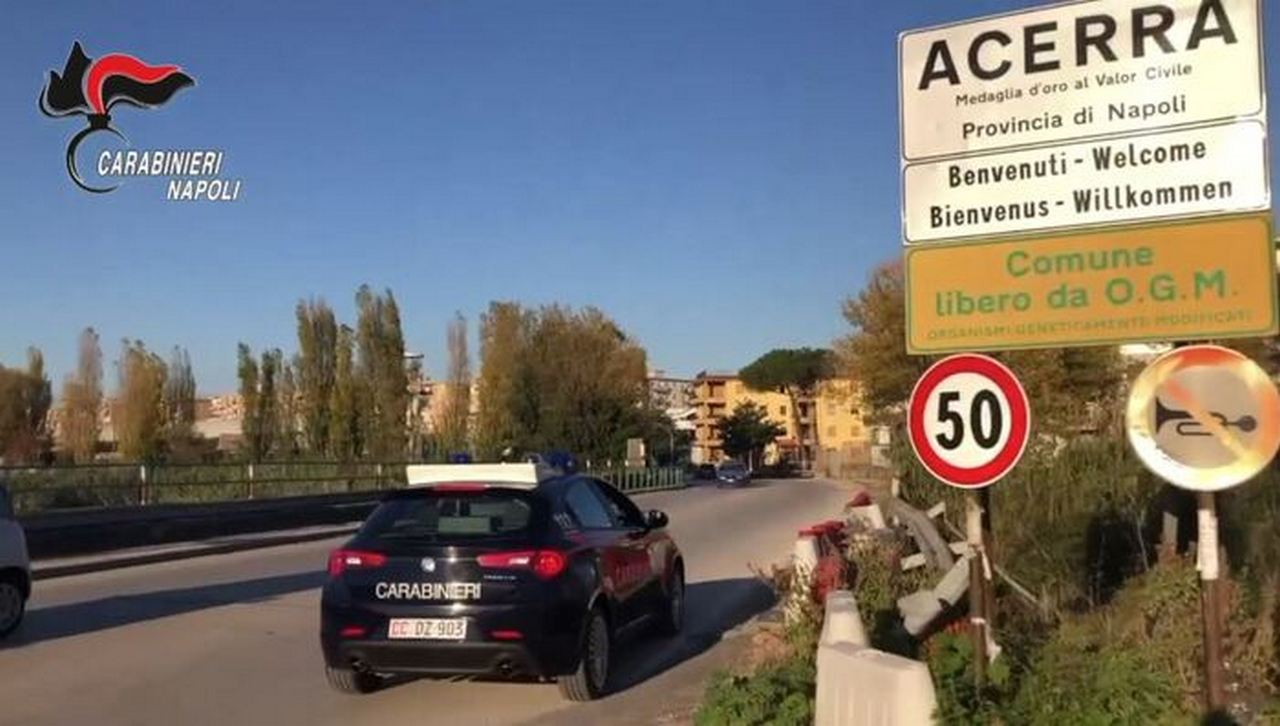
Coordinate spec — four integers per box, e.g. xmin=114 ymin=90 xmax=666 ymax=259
xmin=691 ymin=371 xmax=868 ymax=471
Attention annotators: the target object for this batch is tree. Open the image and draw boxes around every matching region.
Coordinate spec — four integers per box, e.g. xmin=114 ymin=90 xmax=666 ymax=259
xmin=355 ymin=285 xmax=408 ymax=460
xmin=237 ymin=344 xmax=260 ymax=460
xmin=163 ymin=346 xmax=197 ymax=457
xmin=295 ymin=299 xmax=337 ymax=455
xmin=473 ymin=302 xmax=652 ymax=462
xmin=277 ymin=357 xmax=300 ymax=458
xmin=1004 ymin=346 xmax=1122 ymax=435
xmin=0 ymin=348 xmax=53 ymax=464
xmin=437 ymin=312 xmax=472 ymax=455
xmin=719 ymin=401 xmax=785 ymax=469
xmin=115 ymin=341 xmax=167 ymax=462
xmin=60 ymin=327 xmax=103 ymax=463
xmin=1231 ymin=267 xmax=1280 ymax=374
xmin=237 ymin=344 xmax=281 ymax=462
xmin=835 ymin=262 xmax=930 ymax=418
xmin=835 ymin=260 xmax=1122 ymax=435
xmin=475 ymin=302 xmax=527 ymax=459
xmin=330 ymin=325 xmax=361 ymax=461
xmin=739 ymin=347 xmax=833 ymax=468
xmin=258 ymin=350 xmax=281 ymax=459
xmin=636 ymin=406 xmax=691 ymax=467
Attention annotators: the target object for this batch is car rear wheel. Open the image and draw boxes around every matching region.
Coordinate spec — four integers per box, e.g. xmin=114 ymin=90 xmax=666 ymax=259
xmin=558 ymin=607 xmax=610 ymax=701
xmin=325 ymin=665 xmax=380 ymax=695
xmin=0 ymin=574 xmax=26 ymax=638
xmin=656 ymin=566 xmax=684 ymax=637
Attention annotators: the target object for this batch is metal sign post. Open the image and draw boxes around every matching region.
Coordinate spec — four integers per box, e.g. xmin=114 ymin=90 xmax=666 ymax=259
xmin=1196 ymin=491 xmax=1226 ymax=711
xmin=908 ymin=354 xmax=1029 ymax=686
xmin=1126 ymin=344 xmax=1280 ymax=715
xmin=965 ymin=493 xmax=988 ymax=684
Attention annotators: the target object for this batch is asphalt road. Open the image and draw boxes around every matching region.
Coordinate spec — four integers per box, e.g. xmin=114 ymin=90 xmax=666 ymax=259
xmin=0 ymin=477 xmax=854 ymax=726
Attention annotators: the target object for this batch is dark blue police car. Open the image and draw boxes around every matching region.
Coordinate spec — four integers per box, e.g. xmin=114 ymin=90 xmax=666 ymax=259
xmin=320 ymin=460 xmax=684 ymax=701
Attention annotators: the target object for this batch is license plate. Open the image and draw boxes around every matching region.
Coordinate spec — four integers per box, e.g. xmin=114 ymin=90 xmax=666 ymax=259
xmin=387 ymin=618 xmax=468 ymax=640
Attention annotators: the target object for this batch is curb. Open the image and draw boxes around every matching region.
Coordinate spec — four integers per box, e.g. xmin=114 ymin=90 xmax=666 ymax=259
xmin=32 ymin=525 xmax=360 ymax=581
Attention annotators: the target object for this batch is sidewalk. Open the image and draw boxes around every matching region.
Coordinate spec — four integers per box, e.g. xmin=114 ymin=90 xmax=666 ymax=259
xmin=32 ymin=523 xmax=358 ymax=580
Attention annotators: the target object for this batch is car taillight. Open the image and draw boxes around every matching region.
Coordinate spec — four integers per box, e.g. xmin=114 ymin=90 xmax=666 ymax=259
xmin=532 ymin=551 xmax=567 ymax=579
xmin=478 ymin=550 xmax=535 ymax=568
xmin=478 ymin=549 xmax=568 ymax=580
xmin=327 ymin=549 xmax=388 ymax=577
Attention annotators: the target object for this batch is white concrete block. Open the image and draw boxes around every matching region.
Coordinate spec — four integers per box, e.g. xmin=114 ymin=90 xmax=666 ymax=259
xmin=794 ymin=534 xmax=821 ymax=573
xmin=848 ymin=504 xmax=887 ymax=531
xmin=899 ymin=553 xmax=927 ymax=571
xmin=820 ymin=590 xmax=869 ymax=649
xmin=897 ymin=589 xmax=942 ymax=637
xmin=815 ymin=643 xmax=937 ymax=726
xmin=933 ymin=555 xmax=971 ymax=607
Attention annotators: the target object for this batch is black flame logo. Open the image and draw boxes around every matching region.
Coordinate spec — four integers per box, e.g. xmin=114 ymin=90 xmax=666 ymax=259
xmin=40 ymin=42 xmax=194 ymax=193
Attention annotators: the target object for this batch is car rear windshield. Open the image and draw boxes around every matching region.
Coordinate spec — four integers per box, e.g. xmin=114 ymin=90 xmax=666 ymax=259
xmin=719 ymin=464 xmax=746 ymax=473
xmin=360 ymin=489 xmax=539 ymax=542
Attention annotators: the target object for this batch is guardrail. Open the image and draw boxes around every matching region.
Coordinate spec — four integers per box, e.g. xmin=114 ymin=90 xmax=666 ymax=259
xmin=0 ymin=461 xmax=688 ymax=515
xmin=595 ymin=466 xmax=687 ymax=493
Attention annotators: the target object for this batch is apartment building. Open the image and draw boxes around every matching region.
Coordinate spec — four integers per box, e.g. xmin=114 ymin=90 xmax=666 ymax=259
xmin=690 ymin=371 xmax=868 ymax=468
xmin=647 ymin=370 xmax=695 ymax=412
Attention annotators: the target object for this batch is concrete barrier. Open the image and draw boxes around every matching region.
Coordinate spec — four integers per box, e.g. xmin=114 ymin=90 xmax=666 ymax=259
xmin=847 ymin=503 xmax=887 ymax=533
xmin=20 ymin=491 xmax=382 ymax=558
xmin=820 ymin=590 xmax=869 ymax=649
xmin=815 ymin=589 xmax=938 ymax=726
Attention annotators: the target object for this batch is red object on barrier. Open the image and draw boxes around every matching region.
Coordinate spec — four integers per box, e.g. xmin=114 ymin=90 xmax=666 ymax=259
xmin=847 ymin=490 xmax=873 ymax=508
xmin=798 ymin=518 xmax=852 ymax=603
xmin=812 ymin=552 xmax=848 ymax=604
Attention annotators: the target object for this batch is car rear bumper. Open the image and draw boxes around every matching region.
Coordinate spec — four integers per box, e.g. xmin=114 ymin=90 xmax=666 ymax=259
xmin=320 ymin=601 xmax=582 ymax=677
xmin=324 ymin=637 xmax=560 ymax=677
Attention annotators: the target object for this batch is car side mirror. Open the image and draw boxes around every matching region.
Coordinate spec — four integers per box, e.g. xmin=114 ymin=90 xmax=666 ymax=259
xmin=645 ymin=510 xmax=669 ymax=530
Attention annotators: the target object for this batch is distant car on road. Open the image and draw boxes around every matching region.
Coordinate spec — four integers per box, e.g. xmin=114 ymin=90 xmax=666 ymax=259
xmin=0 ymin=484 xmax=30 ymax=639
xmin=320 ymin=461 xmax=684 ymax=701
xmin=693 ymin=463 xmax=716 ymax=481
xmin=715 ymin=461 xmax=751 ymax=488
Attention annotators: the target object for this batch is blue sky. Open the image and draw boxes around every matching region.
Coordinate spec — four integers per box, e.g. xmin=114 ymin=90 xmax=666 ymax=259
xmin=2 ymin=1 xmax=1278 ymax=393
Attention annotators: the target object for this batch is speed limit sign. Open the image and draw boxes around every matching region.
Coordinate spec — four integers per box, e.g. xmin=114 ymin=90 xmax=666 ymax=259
xmin=908 ymin=354 xmax=1031 ymax=489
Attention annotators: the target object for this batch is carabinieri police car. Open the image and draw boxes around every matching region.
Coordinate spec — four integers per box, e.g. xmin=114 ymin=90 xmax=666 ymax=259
xmin=320 ymin=457 xmax=684 ymax=701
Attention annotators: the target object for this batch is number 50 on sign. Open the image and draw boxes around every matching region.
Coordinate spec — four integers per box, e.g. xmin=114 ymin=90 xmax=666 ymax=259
xmin=908 ymin=354 xmax=1032 ymax=488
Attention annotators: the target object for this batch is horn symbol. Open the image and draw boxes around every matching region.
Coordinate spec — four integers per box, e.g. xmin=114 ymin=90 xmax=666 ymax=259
xmin=1154 ymin=399 xmax=1194 ymax=433
xmin=1155 ymin=398 xmax=1257 ymax=437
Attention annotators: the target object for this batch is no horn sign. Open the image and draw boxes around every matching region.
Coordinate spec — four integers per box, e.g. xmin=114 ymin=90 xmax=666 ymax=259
xmin=908 ymin=354 xmax=1031 ymax=488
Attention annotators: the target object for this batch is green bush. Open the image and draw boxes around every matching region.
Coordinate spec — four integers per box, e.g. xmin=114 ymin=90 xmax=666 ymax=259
xmin=926 ymin=561 xmax=1217 ymax=724
xmin=895 ymin=435 xmax=1158 ymax=612
xmin=925 ymin=630 xmax=1014 ymax=725
xmin=696 ymin=566 xmax=821 ymax=726
xmin=1009 ymin=632 xmax=1187 ymax=725
xmin=695 ymin=656 xmax=815 ymax=726
xmin=844 ymin=533 xmax=931 ymax=656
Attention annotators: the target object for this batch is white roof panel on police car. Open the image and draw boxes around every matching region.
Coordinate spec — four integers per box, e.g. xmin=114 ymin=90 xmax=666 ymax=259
xmin=405 ymin=462 xmax=560 ymax=488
